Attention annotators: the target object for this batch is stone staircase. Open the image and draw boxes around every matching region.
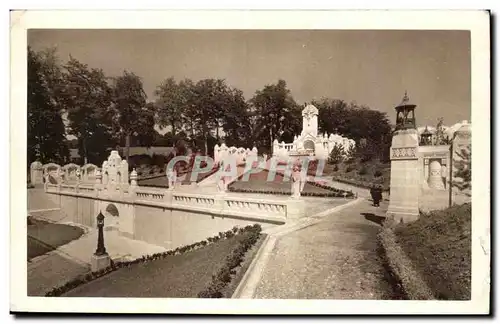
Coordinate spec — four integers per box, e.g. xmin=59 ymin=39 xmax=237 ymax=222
xmin=57 ymin=228 xmax=168 ymax=265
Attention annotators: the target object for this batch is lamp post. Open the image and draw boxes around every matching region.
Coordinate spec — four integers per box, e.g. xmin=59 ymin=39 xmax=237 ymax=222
xmin=448 ymin=133 xmax=456 ymax=208
xmin=91 ymin=211 xmax=111 ymax=272
xmin=95 ymin=211 xmax=107 ymax=256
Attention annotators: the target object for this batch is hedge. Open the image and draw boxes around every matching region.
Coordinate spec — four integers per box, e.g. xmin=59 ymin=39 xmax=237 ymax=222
xmin=229 ymin=170 xmax=355 ymax=198
xmin=45 ymin=224 xmax=263 ymax=297
xmin=377 ymin=222 xmax=435 ymax=300
xmin=198 ymin=224 xmax=262 ymax=298
xmin=331 ymin=175 xmax=390 ymax=192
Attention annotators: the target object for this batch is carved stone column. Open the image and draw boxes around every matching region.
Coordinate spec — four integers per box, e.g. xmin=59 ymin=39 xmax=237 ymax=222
xmin=386 ymin=129 xmax=420 ymax=223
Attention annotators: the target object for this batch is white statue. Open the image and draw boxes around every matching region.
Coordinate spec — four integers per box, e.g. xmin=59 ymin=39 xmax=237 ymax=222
xmin=217 ymin=176 xmax=226 ymax=194
xmin=166 ymin=167 xmax=177 ymax=190
xmin=291 ymin=160 xmax=302 ymax=198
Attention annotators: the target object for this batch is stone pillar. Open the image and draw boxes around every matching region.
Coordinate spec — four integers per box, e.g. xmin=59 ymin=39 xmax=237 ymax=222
xmin=386 ymin=129 xmax=420 ymax=223
xmin=214 ymin=144 xmax=220 ymax=163
xmin=94 ymin=169 xmax=102 ymax=196
xmin=272 ymin=139 xmax=279 ymax=157
xmin=30 ymin=161 xmax=43 ymax=186
xmin=130 ymin=169 xmax=138 ymax=186
xmin=286 ymin=199 xmax=306 ymax=219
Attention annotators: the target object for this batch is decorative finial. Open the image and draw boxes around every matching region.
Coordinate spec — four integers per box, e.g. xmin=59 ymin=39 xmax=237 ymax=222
xmin=402 ymin=90 xmax=409 ymax=104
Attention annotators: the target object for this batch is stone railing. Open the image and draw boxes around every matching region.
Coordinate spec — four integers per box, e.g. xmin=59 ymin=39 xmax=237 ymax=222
xmin=135 ymin=188 xmax=165 ymax=201
xmin=46 ymin=182 xmax=292 ymax=224
xmin=223 ymin=196 xmax=287 ymax=219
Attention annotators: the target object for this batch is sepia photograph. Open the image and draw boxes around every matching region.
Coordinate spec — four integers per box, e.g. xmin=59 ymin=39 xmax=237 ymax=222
xmin=10 ymin=10 xmax=490 ymax=314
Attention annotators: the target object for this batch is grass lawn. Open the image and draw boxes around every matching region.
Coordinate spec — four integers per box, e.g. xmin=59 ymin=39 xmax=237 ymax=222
xmin=28 ymin=217 xmax=84 ymax=261
xmin=137 ymin=167 xmax=218 ymax=188
xmin=62 ymin=233 xmax=260 ymax=298
xmin=229 ymin=169 xmax=337 ymax=195
xmin=326 ymin=158 xmax=391 ymax=189
xmin=393 ymin=203 xmax=471 ymax=300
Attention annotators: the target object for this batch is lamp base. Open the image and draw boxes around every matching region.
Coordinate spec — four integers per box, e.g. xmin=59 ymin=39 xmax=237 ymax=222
xmin=91 ymin=253 xmax=111 ymax=272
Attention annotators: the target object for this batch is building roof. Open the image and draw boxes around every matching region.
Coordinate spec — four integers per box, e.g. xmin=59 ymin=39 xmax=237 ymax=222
xmin=395 ymin=91 xmax=417 ymax=110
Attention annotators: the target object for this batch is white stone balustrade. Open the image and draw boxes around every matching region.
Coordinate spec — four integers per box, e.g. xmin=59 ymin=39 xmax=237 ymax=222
xmin=214 ymin=143 xmax=258 ymax=165
xmin=46 ymin=180 xmax=294 ymax=223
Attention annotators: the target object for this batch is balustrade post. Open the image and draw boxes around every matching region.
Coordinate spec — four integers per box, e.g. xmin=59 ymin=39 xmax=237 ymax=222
xmin=94 ymin=169 xmax=102 ymax=197
xmin=129 ymin=169 xmax=138 ymax=196
xmin=213 ymin=194 xmax=225 ymax=216
xmin=164 ymin=190 xmax=173 ymax=206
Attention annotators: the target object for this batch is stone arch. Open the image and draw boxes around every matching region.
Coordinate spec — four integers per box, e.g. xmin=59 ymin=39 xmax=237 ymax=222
xmin=103 ymin=203 xmax=120 ymax=230
xmin=304 ymin=140 xmax=315 ymax=151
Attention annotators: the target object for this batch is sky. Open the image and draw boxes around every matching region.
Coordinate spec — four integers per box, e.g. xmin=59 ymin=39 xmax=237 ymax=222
xmin=28 ymin=29 xmax=471 ymax=131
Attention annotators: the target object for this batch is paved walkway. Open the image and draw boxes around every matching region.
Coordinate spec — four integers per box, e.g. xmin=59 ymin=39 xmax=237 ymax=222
xmin=234 ymin=198 xmax=393 ymax=299
xmin=27 ymin=228 xmax=168 ymax=296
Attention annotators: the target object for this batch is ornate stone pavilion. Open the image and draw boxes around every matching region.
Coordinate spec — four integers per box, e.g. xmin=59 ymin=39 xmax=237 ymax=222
xmin=417 ymin=120 xmax=471 ymax=191
xmin=389 ymin=92 xmax=472 ymax=192
xmin=272 ymin=104 xmax=355 ymax=160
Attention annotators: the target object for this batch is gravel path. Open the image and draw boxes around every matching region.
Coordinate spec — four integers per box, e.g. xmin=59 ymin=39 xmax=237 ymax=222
xmin=253 ymin=199 xmax=393 ymax=299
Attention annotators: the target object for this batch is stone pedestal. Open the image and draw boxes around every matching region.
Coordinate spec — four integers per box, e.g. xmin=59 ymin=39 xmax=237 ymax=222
xmin=91 ymin=253 xmax=111 ymax=272
xmin=386 ymin=129 xmax=420 ymax=223
xmin=286 ymin=198 xmax=306 ymax=219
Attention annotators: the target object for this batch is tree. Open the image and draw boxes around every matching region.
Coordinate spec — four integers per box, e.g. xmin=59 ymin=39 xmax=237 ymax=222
xmin=111 ymin=71 xmax=155 ymax=163
xmin=153 ymin=77 xmax=186 ymax=136
xmin=183 ymin=78 xmax=239 ymax=155
xmin=61 ymin=56 xmax=115 ymax=164
xmin=313 ymin=98 xmax=392 ymax=161
xmin=453 ymin=144 xmax=471 ymax=191
xmin=435 ymin=117 xmax=453 ymax=145
xmin=250 ymin=80 xmax=301 ymax=150
xmin=27 ymin=47 xmax=68 ymax=164
xmin=219 ymin=87 xmax=252 ymax=148
xmin=328 ymin=143 xmax=345 ymax=165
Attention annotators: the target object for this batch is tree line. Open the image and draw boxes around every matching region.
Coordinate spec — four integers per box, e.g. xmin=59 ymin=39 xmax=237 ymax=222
xmin=28 ymin=46 xmax=392 ymax=166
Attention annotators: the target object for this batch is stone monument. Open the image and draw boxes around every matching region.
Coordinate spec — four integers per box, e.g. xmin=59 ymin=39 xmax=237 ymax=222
xmin=386 ymin=92 xmax=420 ymax=223
xmin=272 ymin=104 xmax=355 ymax=160
xmin=101 ymin=150 xmax=129 ymax=192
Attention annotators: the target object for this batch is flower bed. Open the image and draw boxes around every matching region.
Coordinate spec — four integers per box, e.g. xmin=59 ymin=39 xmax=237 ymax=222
xmin=196 ymin=165 xmax=221 ymax=183
xmin=227 ymin=187 xmax=354 ymax=198
xmin=228 ymin=169 xmax=355 ymax=198
xmin=45 ymin=224 xmax=263 ymax=297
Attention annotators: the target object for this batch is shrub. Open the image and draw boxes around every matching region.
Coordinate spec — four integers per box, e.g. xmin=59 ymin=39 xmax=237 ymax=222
xmin=374 ymin=170 xmax=383 ymax=177
xmin=358 ymin=166 xmax=368 ymax=175
xmin=328 ymin=143 xmax=345 ymax=165
xmin=346 ymin=165 xmax=354 ymax=173
xmin=333 ymin=164 xmax=339 ymax=172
